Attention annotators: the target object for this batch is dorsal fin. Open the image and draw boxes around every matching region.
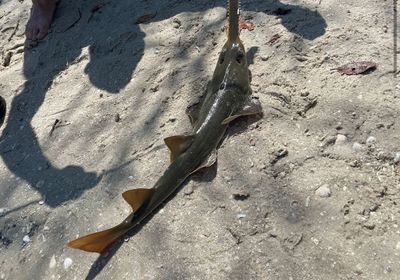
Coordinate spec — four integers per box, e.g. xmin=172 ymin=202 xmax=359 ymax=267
xmin=164 ymin=135 xmax=194 ymax=162
xmin=122 ymin=188 xmax=154 ymax=212
xmin=186 ymin=102 xmax=201 ymax=127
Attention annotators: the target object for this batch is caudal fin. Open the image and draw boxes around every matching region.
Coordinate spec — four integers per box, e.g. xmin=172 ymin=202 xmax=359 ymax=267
xmin=68 ymin=188 xmax=154 ymax=253
xmin=68 ymin=224 xmax=128 ymax=253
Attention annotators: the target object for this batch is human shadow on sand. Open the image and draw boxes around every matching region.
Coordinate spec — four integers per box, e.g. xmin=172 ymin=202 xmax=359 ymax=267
xmin=0 ymin=0 xmax=325 ymax=208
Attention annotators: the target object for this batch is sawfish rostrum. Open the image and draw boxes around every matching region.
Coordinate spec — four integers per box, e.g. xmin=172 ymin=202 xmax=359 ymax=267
xmin=68 ymin=0 xmax=262 ymax=253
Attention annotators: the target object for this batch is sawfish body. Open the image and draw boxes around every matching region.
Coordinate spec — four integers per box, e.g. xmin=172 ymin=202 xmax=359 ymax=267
xmin=68 ymin=0 xmax=262 ymax=253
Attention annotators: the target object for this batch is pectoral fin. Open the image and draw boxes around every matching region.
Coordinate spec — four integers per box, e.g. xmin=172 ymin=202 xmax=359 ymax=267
xmin=191 ymin=149 xmax=217 ymax=174
xmin=222 ymin=97 xmax=262 ymax=125
xmin=164 ymin=135 xmax=194 ymax=162
xmin=185 ymin=102 xmax=201 ymax=127
xmin=122 ymin=188 xmax=154 ymax=212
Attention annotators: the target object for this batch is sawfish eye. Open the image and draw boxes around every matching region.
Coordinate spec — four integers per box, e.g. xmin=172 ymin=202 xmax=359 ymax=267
xmin=236 ymin=52 xmax=244 ymax=64
xmin=220 ymin=55 xmax=225 ymax=64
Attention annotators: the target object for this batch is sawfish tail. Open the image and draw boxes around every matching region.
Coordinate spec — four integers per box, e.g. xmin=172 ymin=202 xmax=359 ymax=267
xmin=68 ymin=188 xmax=154 ymax=253
xmin=227 ymin=0 xmax=240 ymax=41
xmin=67 ymin=223 xmax=129 ymax=253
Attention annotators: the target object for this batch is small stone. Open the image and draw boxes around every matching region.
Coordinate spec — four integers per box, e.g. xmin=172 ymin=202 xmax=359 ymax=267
xmin=49 ymin=255 xmax=56 ymax=269
xmin=355 ymin=264 xmax=363 ymax=275
xmin=366 ymin=136 xmax=376 ymax=145
xmin=184 ymin=184 xmax=193 ymax=195
xmin=335 ymin=134 xmax=347 ymax=145
xmin=385 ymin=266 xmax=392 ymax=273
xmin=311 ymin=237 xmax=320 ymax=245
xmin=352 ymin=142 xmax=364 ymax=152
xmin=237 ymin=213 xmax=246 ymax=219
xmin=114 ymin=113 xmax=121 ymax=122
xmin=394 ymin=152 xmax=400 ymax=164
xmin=0 ymin=208 xmax=7 ymax=217
xmin=38 ymin=200 xmax=45 ymax=205
xmin=22 ymin=235 xmax=31 ymax=243
xmin=349 ymin=160 xmax=360 ymax=167
xmin=232 ymin=189 xmax=250 ymax=201
xmin=315 ymin=184 xmax=331 ymax=198
xmin=363 ymin=221 xmax=375 ymax=230
xmin=320 ymin=135 xmax=336 ymax=147
xmin=305 ymin=196 xmax=311 ymax=207
xmin=172 ymin=18 xmax=181 ymax=28
xmin=63 ymin=258 xmax=73 ymax=270
xmin=2 ymin=51 xmax=12 ymax=67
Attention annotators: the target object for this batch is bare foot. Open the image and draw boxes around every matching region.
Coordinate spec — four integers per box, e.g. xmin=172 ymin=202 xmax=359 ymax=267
xmin=26 ymin=0 xmax=56 ymax=40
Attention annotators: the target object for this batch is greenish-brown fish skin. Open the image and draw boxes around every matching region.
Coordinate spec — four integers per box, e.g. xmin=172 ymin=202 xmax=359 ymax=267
xmin=68 ymin=0 xmax=262 ymax=254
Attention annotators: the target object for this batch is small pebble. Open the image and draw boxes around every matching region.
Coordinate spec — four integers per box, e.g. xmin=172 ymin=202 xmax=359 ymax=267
xmin=260 ymin=55 xmax=270 ymax=61
xmin=237 ymin=213 xmax=246 ymax=219
xmin=394 ymin=152 xmax=400 ymax=164
xmin=172 ymin=18 xmax=181 ymax=28
xmin=335 ymin=122 xmax=343 ymax=130
xmin=2 ymin=51 xmax=12 ymax=67
xmin=0 ymin=208 xmax=7 ymax=216
xmin=305 ymin=196 xmax=311 ymax=207
xmin=352 ymin=142 xmax=364 ymax=152
xmin=63 ymin=258 xmax=73 ymax=270
xmin=355 ymin=264 xmax=363 ymax=275
xmin=232 ymin=190 xmax=250 ymax=201
xmin=384 ymin=266 xmax=392 ymax=273
xmin=22 ymin=235 xmax=31 ymax=243
xmin=184 ymin=184 xmax=194 ymax=195
xmin=311 ymin=237 xmax=320 ymax=245
xmin=315 ymin=184 xmax=331 ymax=198
xmin=366 ymin=136 xmax=376 ymax=145
xmin=335 ymin=134 xmax=347 ymax=145
xmin=39 ymin=200 xmax=45 ymax=205
xmin=115 ymin=113 xmax=121 ymax=122
xmin=49 ymin=255 xmax=56 ymax=269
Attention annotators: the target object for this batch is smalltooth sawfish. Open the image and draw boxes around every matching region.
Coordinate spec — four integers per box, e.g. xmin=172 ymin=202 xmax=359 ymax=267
xmin=68 ymin=0 xmax=262 ymax=253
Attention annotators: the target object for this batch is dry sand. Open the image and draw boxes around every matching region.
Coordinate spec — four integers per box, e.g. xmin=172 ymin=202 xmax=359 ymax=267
xmin=0 ymin=0 xmax=399 ymax=279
